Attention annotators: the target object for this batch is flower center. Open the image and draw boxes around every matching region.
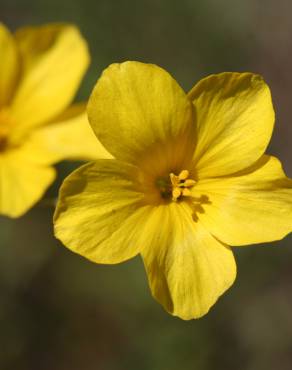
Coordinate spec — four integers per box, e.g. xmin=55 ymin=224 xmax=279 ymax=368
xmin=0 ymin=108 xmax=14 ymax=152
xmin=156 ymin=169 xmax=196 ymax=201
xmin=0 ymin=136 xmax=8 ymax=152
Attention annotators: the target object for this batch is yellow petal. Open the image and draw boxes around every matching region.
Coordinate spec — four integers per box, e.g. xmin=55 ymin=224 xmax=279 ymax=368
xmin=0 ymin=23 xmax=19 ymax=105
xmin=87 ymin=61 xmax=195 ymax=165
xmin=10 ymin=23 xmax=89 ymax=136
xmin=54 ymin=159 xmax=153 ymax=264
xmin=26 ymin=103 xmax=112 ymax=164
xmin=188 ymin=72 xmax=274 ymax=178
xmin=193 ymin=155 xmax=292 ymax=245
xmin=0 ymin=147 xmax=55 ymax=218
xmin=141 ymin=202 xmax=236 ymax=320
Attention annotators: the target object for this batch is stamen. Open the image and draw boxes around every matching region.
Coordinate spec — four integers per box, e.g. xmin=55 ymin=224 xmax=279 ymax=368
xmin=170 ymin=170 xmax=196 ymax=201
xmin=157 ymin=169 xmax=196 ymax=201
xmin=172 ymin=187 xmax=182 ymax=200
xmin=183 ymin=179 xmax=196 ymax=187
xmin=169 ymin=173 xmax=178 ymax=187
xmin=178 ymin=170 xmax=189 ymax=180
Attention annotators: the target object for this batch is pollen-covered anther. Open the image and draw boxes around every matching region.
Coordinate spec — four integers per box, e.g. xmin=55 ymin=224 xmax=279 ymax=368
xmin=170 ymin=170 xmax=196 ymax=201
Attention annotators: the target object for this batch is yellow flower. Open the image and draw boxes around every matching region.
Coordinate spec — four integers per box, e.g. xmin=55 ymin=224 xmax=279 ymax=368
xmin=54 ymin=61 xmax=292 ymax=320
xmin=0 ymin=23 xmax=109 ymax=218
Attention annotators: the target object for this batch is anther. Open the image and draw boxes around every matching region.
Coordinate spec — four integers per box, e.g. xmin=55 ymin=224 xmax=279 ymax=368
xmin=169 ymin=169 xmax=196 ymax=201
xmin=172 ymin=187 xmax=181 ymax=200
xmin=178 ymin=170 xmax=189 ymax=180
xmin=183 ymin=179 xmax=196 ymax=187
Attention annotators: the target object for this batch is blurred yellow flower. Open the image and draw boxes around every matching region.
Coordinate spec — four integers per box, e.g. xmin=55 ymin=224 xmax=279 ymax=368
xmin=54 ymin=61 xmax=292 ymax=320
xmin=0 ymin=23 xmax=109 ymax=217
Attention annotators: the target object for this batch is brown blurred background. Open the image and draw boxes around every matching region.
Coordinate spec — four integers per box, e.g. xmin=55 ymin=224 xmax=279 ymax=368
xmin=1 ymin=0 xmax=292 ymax=369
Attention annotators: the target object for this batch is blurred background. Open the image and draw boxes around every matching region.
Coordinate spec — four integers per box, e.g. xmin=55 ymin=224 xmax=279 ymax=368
xmin=1 ymin=0 xmax=292 ymax=369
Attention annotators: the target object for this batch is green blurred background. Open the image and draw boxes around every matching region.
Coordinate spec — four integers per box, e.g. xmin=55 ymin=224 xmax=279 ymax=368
xmin=1 ymin=0 xmax=292 ymax=369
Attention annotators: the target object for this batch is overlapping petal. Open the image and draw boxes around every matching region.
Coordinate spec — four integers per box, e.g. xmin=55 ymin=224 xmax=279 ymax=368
xmin=192 ymin=155 xmax=292 ymax=246
xmin=54 ymin=159 xmax=154 ymax=264
xmin=10 ymin=23 xmax=89 ymax=137
xmin=141 ymin=202 xmax=236 ymax=320
xmin=0 ymin=23 xmax=19 ymax=106
xmin=26 ymin=103 xmax=112 ymax=165
xmin=188 ymin=72 xmax=274 ymax=178
xmin=87 ymin=61 xmax=195 ymax=165
xmin=0 ymin=148 xmax=55 ymax=218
